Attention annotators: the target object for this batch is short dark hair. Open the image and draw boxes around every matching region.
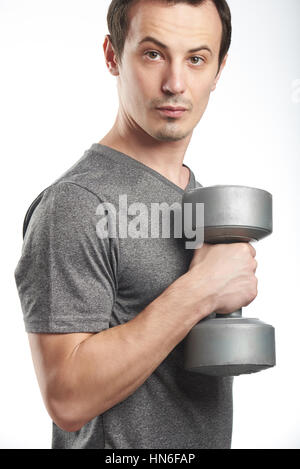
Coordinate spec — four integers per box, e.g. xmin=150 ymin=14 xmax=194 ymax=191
xmin=107 ymin=0 xmax=232 ymax=73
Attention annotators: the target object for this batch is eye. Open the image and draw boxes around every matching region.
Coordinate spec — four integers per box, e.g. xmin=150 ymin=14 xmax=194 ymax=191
xmin=189 ymin=56 xmax=205 ymax=66
xmin=144 ymin=50 xmax=161 ymax=61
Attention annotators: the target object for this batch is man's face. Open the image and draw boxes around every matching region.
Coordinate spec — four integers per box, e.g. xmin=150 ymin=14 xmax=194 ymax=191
xmin=115 ymin=0 xmax=226 ymax=142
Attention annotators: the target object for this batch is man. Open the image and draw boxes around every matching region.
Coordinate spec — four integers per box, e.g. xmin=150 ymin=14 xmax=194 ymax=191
xmin=14 ymin=0 xmax=258 ymax=449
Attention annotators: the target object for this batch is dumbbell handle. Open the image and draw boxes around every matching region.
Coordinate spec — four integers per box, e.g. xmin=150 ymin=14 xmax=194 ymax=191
xmin=214 ymin=238 xmax=248 ymax=319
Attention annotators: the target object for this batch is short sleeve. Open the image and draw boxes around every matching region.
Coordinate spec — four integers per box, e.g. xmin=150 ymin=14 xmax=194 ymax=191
xmin=14 ymin=182 xmax=118 ymax=333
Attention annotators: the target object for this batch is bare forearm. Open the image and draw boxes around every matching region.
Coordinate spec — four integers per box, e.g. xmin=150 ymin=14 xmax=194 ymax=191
xmin=55 ymin=272 xmax=214 ymax=431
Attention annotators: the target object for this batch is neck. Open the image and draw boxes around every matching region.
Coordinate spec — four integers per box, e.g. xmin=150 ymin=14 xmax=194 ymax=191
xmin=99 ymin=112 xmax=193 ymax=191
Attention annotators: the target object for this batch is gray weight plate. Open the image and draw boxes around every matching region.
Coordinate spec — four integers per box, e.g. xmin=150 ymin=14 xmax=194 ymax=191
xmin=184 ymin=317 xmax=276 ymax=376
xmin=182 ymin=185 xmax=272 ymax=243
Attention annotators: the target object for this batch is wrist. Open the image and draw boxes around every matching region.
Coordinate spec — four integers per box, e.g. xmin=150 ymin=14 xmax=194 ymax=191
xmin=161 ymin=271 xmax=216 ymax=328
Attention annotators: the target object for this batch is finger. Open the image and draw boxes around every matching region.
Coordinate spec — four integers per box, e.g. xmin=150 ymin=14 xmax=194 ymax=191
xmin=248 ymin=242 xmax=256 ymax=257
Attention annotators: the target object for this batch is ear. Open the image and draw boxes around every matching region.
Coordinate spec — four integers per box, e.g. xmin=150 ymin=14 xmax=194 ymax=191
xmin=211 ymin=53 xmax=228 ymax=91
xmin=103 ymin=34 xmax=119 ymax=76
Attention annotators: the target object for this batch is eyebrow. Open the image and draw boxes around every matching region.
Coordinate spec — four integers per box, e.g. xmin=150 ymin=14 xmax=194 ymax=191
xmin=138 ymin=35 xmax=213 ymax=55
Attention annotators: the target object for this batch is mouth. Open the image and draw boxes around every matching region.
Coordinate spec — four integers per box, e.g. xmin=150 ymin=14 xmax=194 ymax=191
xmin=156 ymin=107 xmax=187 ymax=118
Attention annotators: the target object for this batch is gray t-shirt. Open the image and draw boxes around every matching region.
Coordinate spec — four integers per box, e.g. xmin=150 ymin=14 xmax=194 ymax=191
xmin=14 ymin=143 xmax=233 ymax=449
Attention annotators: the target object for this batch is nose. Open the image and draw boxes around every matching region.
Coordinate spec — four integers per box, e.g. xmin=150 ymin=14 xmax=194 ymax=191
xmin=161 ymin=60 xmax=186 ymax=96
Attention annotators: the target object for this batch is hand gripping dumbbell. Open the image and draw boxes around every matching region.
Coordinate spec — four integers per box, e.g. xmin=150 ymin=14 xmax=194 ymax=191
xmin=182 ymin=185 xmax=276 ymax=377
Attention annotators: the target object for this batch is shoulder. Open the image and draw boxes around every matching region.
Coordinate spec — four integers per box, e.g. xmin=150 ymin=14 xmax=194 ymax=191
xmin=22 ymin=181 xmax=103 ymax=242
xmin=48 ymin=145 xmax=140 ymax=204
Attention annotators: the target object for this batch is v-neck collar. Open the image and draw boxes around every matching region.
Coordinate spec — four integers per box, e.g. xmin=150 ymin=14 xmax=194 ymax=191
xmin=90 ymin=143 xmax=195 ymax=194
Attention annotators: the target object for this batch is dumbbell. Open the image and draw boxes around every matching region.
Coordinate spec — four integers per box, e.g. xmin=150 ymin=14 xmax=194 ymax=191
xmin=182 ymin=185 xmax=276 ymax=377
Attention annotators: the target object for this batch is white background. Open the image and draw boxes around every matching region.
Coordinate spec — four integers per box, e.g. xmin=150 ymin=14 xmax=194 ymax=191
xmin=1 ymin=0 xmax=299 ymax=449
